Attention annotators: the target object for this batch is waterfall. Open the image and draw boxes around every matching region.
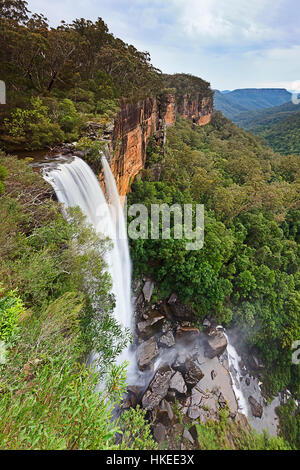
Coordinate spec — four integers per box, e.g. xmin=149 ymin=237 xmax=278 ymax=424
xmin=223 ymin=331 xmax=249 ymax=416
xmin=43 ymin=155 xmax=133 ymax=373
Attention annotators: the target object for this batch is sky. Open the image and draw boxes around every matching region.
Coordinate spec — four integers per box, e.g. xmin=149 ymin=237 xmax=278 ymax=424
xmin=27 ymin=0 xmax=300 ymax=91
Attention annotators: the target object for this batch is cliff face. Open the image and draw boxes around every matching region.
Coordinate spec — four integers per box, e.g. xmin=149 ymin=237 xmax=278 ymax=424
xmin=110 ymin=94 xmax=176 ymax=196
xmin=108 ymin=77 xmax=213 ymax=196
xmin=178 ymin=94 xmax=213 ymax=126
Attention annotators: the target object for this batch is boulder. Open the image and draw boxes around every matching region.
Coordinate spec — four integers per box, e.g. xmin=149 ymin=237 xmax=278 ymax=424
xmin=142 ymin=280 xmax=154 ymax=303
xmin=137 ymin=337 xmax=159 ymax=371
xmin=205 ymin=331 xmax=228 ymax=359
xmin=248 ymin=396 xmax=263 ymax=418
xmin=169 ymin=371 xmax=187 ymax=396
xmin=184 ymin=358 xmax=204 ymax=390
xmin=190 ymin=386 xmax=203 ymax=407
xmin=176 ymin=326 xmax=200 ymax=342
xmin=158 ymin=330 xmax=175 ymax=348
xmin=172 ymin=351 xmax=190 ymax=373
xmin=183 ymin=428 xmax=194 ymax=445
xmin=137 ymin=311 xmax=165 ymax=339
xmin=142 ymin=365 xmax=174 ymax=411
xmin=188 ymin=406 xmax=202 ymax=420
xmin=153 ymin=399 xmax=174 ymax=426
xmin=153 ymin=423 xmax=166 ymax=443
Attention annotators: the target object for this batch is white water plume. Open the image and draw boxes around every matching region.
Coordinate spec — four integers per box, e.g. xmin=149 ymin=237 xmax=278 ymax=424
xmin=43 ymin=155 xmax=134 ymax=378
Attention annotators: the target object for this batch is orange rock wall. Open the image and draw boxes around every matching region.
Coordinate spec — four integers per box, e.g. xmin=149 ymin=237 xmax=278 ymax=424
xmin=108 ymin=91 xmax=213 ymax=196
xmin=110 ymin=95 xmax=176 ymax=196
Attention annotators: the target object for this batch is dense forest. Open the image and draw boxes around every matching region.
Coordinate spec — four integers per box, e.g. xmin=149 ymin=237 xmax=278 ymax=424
xmin=234 ymin=102 xmax=300 ymax=156
xmin=0 ymin=0 xmax=299 ymax=452
xmin=129 ymin=113 xmax=300 ymax=403
xmin=0 ymin=0 xmax=163 ymax=151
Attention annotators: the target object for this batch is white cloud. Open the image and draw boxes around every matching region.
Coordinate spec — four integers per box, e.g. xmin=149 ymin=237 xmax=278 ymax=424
xmin=170 ymin=0 xmax=276 ymax=45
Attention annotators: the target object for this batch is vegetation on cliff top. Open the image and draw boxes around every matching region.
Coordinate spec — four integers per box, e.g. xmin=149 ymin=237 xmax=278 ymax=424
xmin=0 ymin=0 xmax=163 ymax=150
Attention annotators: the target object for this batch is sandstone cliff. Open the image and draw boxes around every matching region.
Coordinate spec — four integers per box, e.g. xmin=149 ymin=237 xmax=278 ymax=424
xmin=108 ymin=75 xmax=214 ymax=196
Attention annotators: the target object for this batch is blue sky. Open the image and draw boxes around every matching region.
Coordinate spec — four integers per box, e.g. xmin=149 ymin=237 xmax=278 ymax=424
xmin=27 ymin=0 xmax=300 ymax=90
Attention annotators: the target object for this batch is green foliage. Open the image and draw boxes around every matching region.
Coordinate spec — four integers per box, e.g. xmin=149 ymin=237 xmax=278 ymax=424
xmin=4 ymin=97 xmax=64 ymax=149
xmin=0 ymin=163 xmax=8 ymax=194
xmin=0 ymin=285 xmax=24 ymax=343
xmin=277 ymin=399 xmax=300 ymax=450
xmin=0 ymin=153 xmax=153 ymax=450
xmin=194 ymin=411 xmax=290 ymax=450
xmin=129 ymin=114 xmax=300 ymax=399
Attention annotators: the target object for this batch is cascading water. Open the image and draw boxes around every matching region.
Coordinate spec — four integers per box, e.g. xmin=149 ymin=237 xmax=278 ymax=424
xmin=43 ymin=155 xmax=134 ymax=375
xmin=224 ymin=333 xmax=249 ymax=416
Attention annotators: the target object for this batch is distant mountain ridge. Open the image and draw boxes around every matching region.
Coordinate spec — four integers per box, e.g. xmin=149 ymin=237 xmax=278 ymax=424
xmin=232 ymin=100 xmax=300 ymax=155
xmin=214 ymin=88 xmax=292 ymax=120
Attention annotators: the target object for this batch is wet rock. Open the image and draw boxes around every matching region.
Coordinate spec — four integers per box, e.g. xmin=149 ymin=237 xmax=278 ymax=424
xmin=158 ymin=330 xmax=175 ymax=348
xmin=169 ymin=371 xmax=187 ymax=396
xmin=248 ymin=396 xmax=263 ymax=418
xmin=137 ymin=337 xmax=158 ymax=371
xmin=143 ymin=280 xmax=154 ymax=303
xmin=183 ymin=428 xmax=194 ymax=445
xmin=137 ymin=311 xmax=165 ymax=339
xmin=176 ymin=326 xmax=200 ymax=342
xmin=205 ymin=331 xmax=228 ymax=358
xmin=184 ymin=358 xmax=204 ymax=390
xmin=142 ymin=365 xmax=174 ymax=411
xmin=153 ymin=423 xmax=166 ymax=443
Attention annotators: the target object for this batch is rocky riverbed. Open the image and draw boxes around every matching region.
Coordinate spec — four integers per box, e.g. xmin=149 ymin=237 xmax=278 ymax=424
xmin=122 ymin=278 xmax=284 ymax=448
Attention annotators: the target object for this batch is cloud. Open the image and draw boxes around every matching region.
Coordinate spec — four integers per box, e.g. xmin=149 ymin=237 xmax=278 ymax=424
xmin=26 ymin=0 xmax=300 ymax=90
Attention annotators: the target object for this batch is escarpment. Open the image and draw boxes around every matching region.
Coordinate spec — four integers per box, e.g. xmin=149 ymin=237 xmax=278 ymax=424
xmin=109 ymin=93 xmax=176 ymax=197
xmin=107 ymin=74 xmax=214 ymax=196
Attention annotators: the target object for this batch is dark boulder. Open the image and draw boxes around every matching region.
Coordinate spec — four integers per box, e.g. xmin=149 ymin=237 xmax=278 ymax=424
xmin=184 ymin=358 xmax=204 ymax=390
xmin=176 ymin=326 xmax=200 ymax=342
xmin=169 ymin=371 xmax=187 ymax=396
xmin=248 ymin=396 xmax=263 ymax=418
xmin=137 ymin=310 xmax=165 ymax=339
xmin=142 ymin=365 xmax=174 ymax=411
xmin=153 ymin=423 xmax=166 ymax=443
xmin=153 ymin=399 xmax=174 ymax=426
xmin=158 ymin=330 xmax=175 ymax=348
xmin=137 ymin=337 xmax=159 ymax=371
xmin=205 ymin=331 xmax=228 ymax=358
